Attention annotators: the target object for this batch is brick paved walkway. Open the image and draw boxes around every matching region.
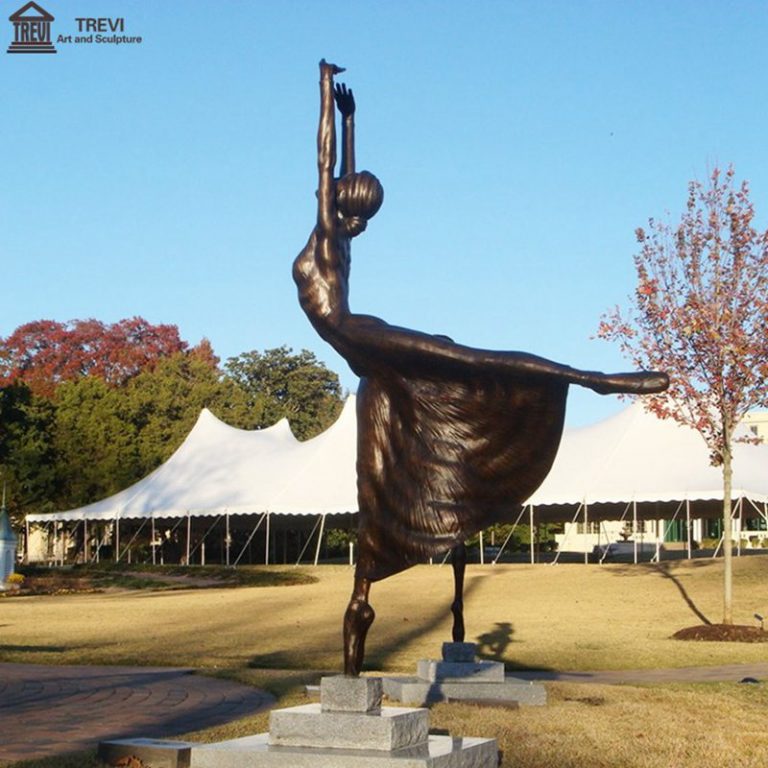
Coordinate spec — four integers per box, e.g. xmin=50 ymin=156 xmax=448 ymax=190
xmin=0 ymin=663 xmax=274 ymax=764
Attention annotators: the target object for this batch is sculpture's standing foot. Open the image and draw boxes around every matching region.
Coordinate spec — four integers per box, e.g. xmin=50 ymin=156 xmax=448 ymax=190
xmin=451 ymin=542 xmax=467 ymax=643
xmin=343 ymin=575 xmax=374 ymax=676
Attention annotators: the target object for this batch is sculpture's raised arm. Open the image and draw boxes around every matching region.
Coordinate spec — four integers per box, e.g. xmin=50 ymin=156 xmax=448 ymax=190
xmin=334 ymin=82 xmax=356 ymax=177
xmin=317 ymin=59 xmax=343 ymax=237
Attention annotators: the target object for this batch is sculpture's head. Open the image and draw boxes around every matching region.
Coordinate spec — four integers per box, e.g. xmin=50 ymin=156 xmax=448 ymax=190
xmin=336 ymin=170 xmax=384 ymax=238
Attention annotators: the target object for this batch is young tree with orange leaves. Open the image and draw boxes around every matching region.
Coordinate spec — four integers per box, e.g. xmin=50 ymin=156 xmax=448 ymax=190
xmin=598 ymin=167 xmax=768 ymax=625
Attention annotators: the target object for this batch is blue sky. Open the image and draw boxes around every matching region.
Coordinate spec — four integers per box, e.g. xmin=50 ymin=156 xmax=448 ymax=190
xmin=3 ymin=0 xmax=767 ymax=426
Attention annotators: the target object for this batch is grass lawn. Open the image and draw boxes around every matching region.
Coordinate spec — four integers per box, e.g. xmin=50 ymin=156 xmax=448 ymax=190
xmin=3 ymin=557 xmax=768 ymax=766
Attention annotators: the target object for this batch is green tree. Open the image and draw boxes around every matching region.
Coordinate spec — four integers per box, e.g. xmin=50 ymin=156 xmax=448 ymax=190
xmin=126 ymin=347 xmax=258 ymax=472
xmin=53 ymin=377 xmax=139 ymax=507
xmin=0 ymin=383 xmax=57 ymax=521
xmin=225 ymin=346 xmax=344 ymax=439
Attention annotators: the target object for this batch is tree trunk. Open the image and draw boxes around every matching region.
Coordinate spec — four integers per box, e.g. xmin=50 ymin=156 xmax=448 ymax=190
xmin=722 ymin=442 xmax=734 ymax=625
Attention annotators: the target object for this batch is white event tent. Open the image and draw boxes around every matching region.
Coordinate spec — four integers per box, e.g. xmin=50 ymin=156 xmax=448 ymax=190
xmin=26 ymin=397 xmax=359 ymax=566
xmin=25 ymin=397 xmax=768 ymax=566
xmin=523 ymin=401 xmax=768 ymax=562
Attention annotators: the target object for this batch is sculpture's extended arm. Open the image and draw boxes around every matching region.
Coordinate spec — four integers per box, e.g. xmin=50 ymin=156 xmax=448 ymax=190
xmin=335 ymin=83 xmax=356 ymax=177
xmin=317 ymin=60 xmax=343 ymax=236
xmin=336 ymin=313 xmax=668 ymax=395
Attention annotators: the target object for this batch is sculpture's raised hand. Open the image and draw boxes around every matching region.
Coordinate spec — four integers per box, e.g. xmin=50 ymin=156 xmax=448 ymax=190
xmin=334 ymin=83 xmax=355 ymax=117
xmin=320 ymin=58 xmax=345 ymax=77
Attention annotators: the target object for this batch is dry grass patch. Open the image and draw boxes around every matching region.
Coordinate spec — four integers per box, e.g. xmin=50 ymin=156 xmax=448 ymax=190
xmin=175 ymin=677 xmax=768 ymax=767
xmin=432 ymin=681 xmax=768 ymax=767
xmin=3 ymin=558 xmax=768 ymax=672
xmin=5 ymin=548 xmax=768 ymax=767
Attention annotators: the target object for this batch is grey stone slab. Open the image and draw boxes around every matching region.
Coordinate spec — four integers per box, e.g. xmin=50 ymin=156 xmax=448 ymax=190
xmin=441 ymin=642 xmax=477 ymax=663
xmin=98 ymin=737 xmax=195 ymax=768
xmin=417 ymin=660 xmax=505 ymax=683
xmin=321 ymin=675 xmax=382 ymax=713
xmin=383 ymin=676 xmax=547 ymax=707
xmin=269 ymin=703 xmax=429 ymax=751
xmin=190 ymin=732 xmax=498 ymax=768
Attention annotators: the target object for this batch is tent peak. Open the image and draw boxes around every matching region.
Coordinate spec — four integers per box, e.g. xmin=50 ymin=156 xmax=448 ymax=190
xmin=194 ymin=408 xmax=297 ymax=440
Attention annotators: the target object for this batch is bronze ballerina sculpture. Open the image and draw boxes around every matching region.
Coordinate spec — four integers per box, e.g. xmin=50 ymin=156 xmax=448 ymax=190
xmin=294 ymin=60 xmax=668 ymax=676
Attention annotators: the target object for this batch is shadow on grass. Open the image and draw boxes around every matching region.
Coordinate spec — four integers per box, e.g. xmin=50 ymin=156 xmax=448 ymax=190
xmin=604 ymin=560 xmax=712 ymax=625
xmin=475 ymin=621 xmax=515 ymax=660
xmin=0 ymin=644 xmax=71 ymax=654
xmin=249 ymin=650 xmax=309 ymax=668
xmin=651 ymin=563 xmax=711 ymax=625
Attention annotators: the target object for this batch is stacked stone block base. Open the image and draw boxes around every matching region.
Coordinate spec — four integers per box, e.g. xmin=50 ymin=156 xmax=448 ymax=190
xmin=382 ymin=642 xmax=546 ymax=707
xmin=99 ymin=675 xmax=498 ymax=768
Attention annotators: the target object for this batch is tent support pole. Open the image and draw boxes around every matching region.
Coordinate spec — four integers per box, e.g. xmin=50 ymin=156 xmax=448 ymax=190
xmin=598 ymin=521 xmax=613 ymax=565
xmin=83 ymin=519 xmax=89 ymax=564
xmin=265 ymin=513 xmax=270 ymax=565
xmin=151 ymin=516 xmax=156 ymax=565
xmin=186 ymin=513 xmax=191 ymax=566
xmin=189 ymin=514 xmax=223 ymax=562
xmin=686 ymin=500 xmax=691 ymax=559
xmin=551 ymin=503 xmax=582 ymax=566
xmin=656 ymin=501 xmax=684 ymax=563
xmin=313 ymin=514 xmax=326 ymax=567
xmin=493 ymin=506 xmax=526 ymax=564
xmin=233 ymin=513 xmax=266 ymax=567
xmin=226 ymin=513 xmax=230 ymax=567
xmin=295 ymin=515 xmax=322 ymax=565
xmin=633 ymin=501 xmax=638 ymax=564
xmin=118 ymin=519 xmax=149 ymax=563
xmin=115 ymin=515 xmax=120 ymax=563
xmin=530 ymin=505 xmax=535 ymax=565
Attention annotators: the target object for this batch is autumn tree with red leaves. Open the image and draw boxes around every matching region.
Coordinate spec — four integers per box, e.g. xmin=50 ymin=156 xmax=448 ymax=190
xmin=598 ymin=167 xmax=768 ymax=624
xmin=0 ymin=317 xmax=188 ymax=396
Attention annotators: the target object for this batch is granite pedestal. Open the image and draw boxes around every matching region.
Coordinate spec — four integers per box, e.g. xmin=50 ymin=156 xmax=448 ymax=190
xmin=99 ymin=676 xmax=498 ymax=768
xmin=382 ymin=642 xmax=546 ymax=707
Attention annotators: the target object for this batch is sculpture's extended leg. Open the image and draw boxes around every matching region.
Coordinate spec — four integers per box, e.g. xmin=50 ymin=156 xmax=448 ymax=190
xmin=343 ymin=569 xmax=374 ymax=676
xmin=451 ymin=542 xmax=467 ymax=642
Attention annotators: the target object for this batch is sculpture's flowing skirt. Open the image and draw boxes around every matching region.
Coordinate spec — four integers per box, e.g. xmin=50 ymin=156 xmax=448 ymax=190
xmin=354 ymin=372 xmax=568 ymax=582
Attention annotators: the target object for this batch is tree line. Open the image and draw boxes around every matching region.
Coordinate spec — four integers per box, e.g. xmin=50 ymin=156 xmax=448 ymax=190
xmin=0 ymin=319 xmax=344 ymax=523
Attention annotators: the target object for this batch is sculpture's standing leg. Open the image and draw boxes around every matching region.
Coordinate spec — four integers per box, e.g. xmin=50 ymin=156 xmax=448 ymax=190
xmin=451 ymin=542 xmax=467 ymax=642
xmin=343 ymin=569 xmax=375 ymax=676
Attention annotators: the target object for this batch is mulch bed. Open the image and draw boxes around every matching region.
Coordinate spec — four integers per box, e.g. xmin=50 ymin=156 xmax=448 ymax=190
xmin=673 ymin=624 xmax=768 ymax=642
